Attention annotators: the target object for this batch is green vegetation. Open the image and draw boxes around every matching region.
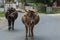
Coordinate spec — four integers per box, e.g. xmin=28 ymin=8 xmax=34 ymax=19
xmin=48 ymin=10 xmax=60 ymax=14
xmin=5 ymin=0 xmax=60 ymax=14
xmin=21 ymin=0 xmax=56 ymax=6
xmin=38 ymin=0 xmax=56 ymax=7
xmin=6 ymin=0 xmax=14 ymax=2
xmin=38 ymin=10 xmax=60 ymax=14
xmin=0 ymin=11 xmax=5 ymax=17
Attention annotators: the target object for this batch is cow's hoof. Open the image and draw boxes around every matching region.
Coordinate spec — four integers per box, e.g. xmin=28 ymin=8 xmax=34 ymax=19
xmin=29 ymin=35 xmax=31 ymax=37
xmin=25 ymin=37 xmax=28 ymax=40
xmin=8 ymin=27 xmax=11 ymax=30
xmin=12 ymin=28 xmax=14 ymax=30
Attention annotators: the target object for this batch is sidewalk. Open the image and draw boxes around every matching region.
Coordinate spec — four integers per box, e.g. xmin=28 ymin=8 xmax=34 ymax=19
xmin=0 ymin=17 xmax=7 ymax=30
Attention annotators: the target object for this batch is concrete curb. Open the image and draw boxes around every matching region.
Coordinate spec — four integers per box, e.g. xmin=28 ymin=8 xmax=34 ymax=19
xmin=46 ymin=14 xmax=60 ymax=16
xmin=39 ymin=13 xmax=60 ymax=16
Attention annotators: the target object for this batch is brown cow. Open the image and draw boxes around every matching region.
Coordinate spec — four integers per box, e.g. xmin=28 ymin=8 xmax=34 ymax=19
xmin=22 ymin=9 xmax=40 ymax=37
xmin=5 ymin=7 xmax=18 ymax=30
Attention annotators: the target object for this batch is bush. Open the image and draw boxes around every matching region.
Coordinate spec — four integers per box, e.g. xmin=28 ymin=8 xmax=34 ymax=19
xmin=37 ymin=6 xmax=46 ymax=13
xmin=35 ymin=4 xmax=46 ymax=13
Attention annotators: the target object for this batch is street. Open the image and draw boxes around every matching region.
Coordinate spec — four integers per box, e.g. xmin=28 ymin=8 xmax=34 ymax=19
xmin=0 ymin=12 xmax=60 ymax=40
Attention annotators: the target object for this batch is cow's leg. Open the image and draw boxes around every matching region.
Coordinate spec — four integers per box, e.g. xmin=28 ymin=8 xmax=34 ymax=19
xmin=12 ymin=20 xmax=15 ymax=30
xmin=31 ymin=25 xmax=34 ymax=37
xmin=29 ymin=26 xmax=31 ymax=37
xmin=25 ymin=25 xmax=28 ymax=37
xmin=25 ymin=37 xmax=28 ymax=40
xmin=8 ymin=20 xmax=11 ymax=30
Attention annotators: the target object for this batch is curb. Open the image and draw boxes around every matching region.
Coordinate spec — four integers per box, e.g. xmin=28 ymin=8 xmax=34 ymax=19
xmin=46 ymin=14 xmax=60 ymax=16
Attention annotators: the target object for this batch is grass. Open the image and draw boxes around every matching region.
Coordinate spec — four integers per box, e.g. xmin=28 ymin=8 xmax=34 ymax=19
xmin=46 ymin=10 xmax=60 ymax=14
xmin=0 ymin=11 xmax=5 ymax=17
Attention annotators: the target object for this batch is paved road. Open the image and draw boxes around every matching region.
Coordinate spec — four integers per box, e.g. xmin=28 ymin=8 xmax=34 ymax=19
xmin=0 ymin=12 xmax=60 ymax=40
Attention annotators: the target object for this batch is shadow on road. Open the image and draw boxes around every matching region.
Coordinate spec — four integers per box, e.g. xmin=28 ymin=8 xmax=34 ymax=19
xmin=25 ymin=36 xmax=51 ymax=40
xmin=14 ymin=35 xmax=50 ymax=40
xmin=3 ymin=28 xmax=24 ymax=33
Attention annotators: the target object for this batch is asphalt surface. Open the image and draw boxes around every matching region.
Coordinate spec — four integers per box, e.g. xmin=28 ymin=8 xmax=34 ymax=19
xmin=0 ymin=12 xmax=60 ymax=40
